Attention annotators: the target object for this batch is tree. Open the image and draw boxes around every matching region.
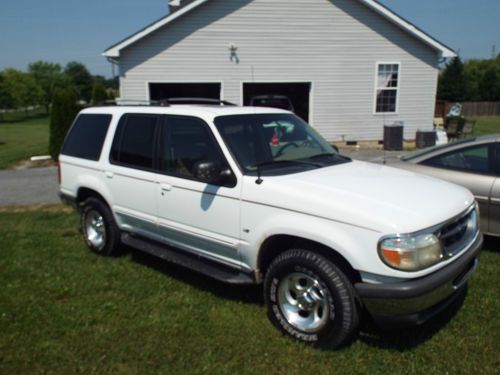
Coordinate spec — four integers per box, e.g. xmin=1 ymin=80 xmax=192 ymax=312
xmin=28 ymin=61 xmax=69 ymax=112
xmin=49 ymin=87 xmax=79 ymax=160
xmin=478 ymin=66 xmax=500 ymax=101
xmin=91 ymin=82 xmax=108 ymax=105
xmin=1 ymin=68 xmax=43 ymax=112
xmin=0 ymin=72 xmax=15 ymax=110
xmin=437 ymin=56 xmax=467 ymax=102
xmin=64 ymin=62 xmax=93 ymax=103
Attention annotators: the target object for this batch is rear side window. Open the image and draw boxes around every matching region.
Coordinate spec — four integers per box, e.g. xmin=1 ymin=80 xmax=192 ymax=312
xmin=110 ymin=114 xmax=159 ymax=170
xmin=422 ymin=145 xmax=492 ymax=174
xmin=61 ymin=114 xmax=112 ymax=160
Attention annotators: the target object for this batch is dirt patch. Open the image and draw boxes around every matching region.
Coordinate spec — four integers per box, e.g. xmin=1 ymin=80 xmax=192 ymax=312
xmin=0 ymin=204 xmax=73 ymax=213
xmin=12 ymin=159 xmax=57 ymax=170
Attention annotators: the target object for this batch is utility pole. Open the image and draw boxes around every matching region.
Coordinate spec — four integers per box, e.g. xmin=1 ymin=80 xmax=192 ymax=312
xmin=492 ymin=44 xmax=497 ymax=59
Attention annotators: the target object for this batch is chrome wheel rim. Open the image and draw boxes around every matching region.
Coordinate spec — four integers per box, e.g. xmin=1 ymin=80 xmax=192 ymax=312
xmin=84 ymin=210 xmax=106 ymax=250
xmin=277 ymin=272 xmax=331 ymax=333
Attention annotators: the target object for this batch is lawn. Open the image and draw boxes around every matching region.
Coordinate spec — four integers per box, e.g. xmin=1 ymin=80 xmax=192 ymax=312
xmin=0 ymin=115 xmax=50 ymax=169
xmin=468 ymin=116 xmax=500 ymax=136
xmin=0 ymin=207 xmax=498 ymax=374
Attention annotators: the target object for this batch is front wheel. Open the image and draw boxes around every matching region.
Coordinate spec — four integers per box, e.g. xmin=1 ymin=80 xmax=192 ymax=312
xmin=264 ymin=249 xmax=359 ymax=347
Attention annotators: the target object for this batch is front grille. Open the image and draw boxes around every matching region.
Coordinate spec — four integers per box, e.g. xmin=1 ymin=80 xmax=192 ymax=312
xmin=437 ymin=207 xmax=477 ymax=258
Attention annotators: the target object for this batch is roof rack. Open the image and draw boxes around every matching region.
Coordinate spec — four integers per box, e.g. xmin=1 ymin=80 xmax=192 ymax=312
xmin=165 ymin=97 xmax=236 ymax=106
xmin=95 ymin=98 xmax=236 ymax=107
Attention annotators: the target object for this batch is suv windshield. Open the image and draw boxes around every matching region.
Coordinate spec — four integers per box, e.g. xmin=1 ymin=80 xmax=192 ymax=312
xmin=214 ymin=114 xmax=349 ymax=175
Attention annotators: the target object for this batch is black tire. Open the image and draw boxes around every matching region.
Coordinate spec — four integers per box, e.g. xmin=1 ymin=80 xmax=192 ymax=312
xmin=81 ymin=197 xmax=121 ymax=256
xmin=264 ymin=249 xmax=359 ymax=348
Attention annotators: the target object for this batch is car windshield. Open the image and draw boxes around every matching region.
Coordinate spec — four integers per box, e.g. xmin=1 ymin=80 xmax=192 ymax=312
xmin=214 ymin=113 xmax=349 ymax=175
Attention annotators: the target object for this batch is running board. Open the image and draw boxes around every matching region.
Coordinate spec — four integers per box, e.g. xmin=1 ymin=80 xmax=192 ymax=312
xmin=121 ymin=233 xmax=255 ymax=285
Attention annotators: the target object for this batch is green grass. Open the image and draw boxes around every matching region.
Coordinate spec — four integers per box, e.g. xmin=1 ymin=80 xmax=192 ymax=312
xmin=468 ymin=116 xmax=500 ymax=136
xmin=0 ymin=115 xmax=49 ymax=169
xmin=1 ymin=208 xmax=499 ymax=374
xmin=0 ymin=107 xmax=47 ymax=123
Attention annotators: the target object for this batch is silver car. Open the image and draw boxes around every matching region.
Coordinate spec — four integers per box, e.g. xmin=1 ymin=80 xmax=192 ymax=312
xmin=394 ymin=135 xmax=500 ymax=237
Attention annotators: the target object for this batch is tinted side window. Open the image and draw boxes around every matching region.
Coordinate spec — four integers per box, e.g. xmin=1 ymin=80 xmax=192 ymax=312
xmin=496 ymin=143 xmax=500 ymax=175
xmin=160 ymin=117 xmax=225 ymax=179
xmin=61 ymin=114 xmax=112 ymax=160
xmin=110 ymin=114 xmax=159 ymax=170
xmin=422 ymin=145 xmax=491 ymax=174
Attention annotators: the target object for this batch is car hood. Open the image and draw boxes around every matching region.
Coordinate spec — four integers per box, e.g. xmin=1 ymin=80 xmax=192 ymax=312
xmin=242 ymin=160 xmax=474 ymax=234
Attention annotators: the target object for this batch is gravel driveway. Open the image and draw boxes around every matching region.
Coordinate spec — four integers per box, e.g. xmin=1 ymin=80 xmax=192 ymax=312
xmin=0 ymin=167 xmax=59 ymax=206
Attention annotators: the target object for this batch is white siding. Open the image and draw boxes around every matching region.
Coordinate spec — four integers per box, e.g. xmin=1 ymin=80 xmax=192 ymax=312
xmin=118 ymin=0 xmax=440 ymax=142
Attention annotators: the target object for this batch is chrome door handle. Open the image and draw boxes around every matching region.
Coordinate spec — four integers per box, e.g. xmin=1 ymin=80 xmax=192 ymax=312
xmin=160 ymin=183 xmax=172 ymax=192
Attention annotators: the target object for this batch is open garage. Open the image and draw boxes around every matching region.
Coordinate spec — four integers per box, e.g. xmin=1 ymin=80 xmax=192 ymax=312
xmin=242 ymin=82 xmax=311 ymax=122
xmin=149 ymin=83 xmax=221 ymax=101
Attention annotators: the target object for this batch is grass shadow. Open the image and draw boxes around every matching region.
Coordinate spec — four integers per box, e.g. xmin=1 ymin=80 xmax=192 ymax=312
xmin=130 ymin=250 xmax=264 ymax=305
xmin=358 ymin=286 xmax=467 ymax=351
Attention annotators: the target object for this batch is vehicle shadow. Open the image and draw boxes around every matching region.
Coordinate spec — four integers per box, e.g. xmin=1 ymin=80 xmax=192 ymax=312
xmin=483 ymin=235 xmax=499 ymax=252
xmin=130 ymin=250 xmax=264 ymax=305
xmin=130 ymin=249 xmax=470 ymax=351
xmin=357 ymin=286 xmax=467 ymax=351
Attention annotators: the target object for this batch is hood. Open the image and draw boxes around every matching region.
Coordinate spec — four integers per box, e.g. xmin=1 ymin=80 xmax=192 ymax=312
xmin=242 ymin=160 xmax=474 ymax=234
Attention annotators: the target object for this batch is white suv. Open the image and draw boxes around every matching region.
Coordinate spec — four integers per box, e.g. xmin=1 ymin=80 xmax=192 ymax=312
xmin=59 ymin=101 xmax=482 ymax=347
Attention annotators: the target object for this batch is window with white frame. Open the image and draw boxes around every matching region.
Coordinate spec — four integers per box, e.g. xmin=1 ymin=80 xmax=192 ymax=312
xmin=375 ymin=63 xmax=399 ymax=113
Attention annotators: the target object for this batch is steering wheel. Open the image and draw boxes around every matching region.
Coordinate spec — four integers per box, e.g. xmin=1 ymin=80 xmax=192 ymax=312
xmin=276 ymin=142 xmax=299 ymax=157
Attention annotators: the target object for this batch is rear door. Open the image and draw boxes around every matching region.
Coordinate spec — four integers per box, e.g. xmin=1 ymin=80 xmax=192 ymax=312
xmin=156 ymin=115 xmax=243 ymax=268
xmin=105 ymin=113 xmax=161 ymax=237
xmin=418 ymin=143 xmax=496 ymax=233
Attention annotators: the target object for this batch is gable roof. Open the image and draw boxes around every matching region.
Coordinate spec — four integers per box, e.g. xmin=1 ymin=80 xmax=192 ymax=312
xmin=103 ymin=0 xmax=456 ymax=59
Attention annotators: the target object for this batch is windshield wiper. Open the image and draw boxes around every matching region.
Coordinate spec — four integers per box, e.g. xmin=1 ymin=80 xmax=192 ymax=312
xmin=307 ymin=153 xmax=351 ymax=162
xmin=251 ymin=159 xmax=322 ymax=185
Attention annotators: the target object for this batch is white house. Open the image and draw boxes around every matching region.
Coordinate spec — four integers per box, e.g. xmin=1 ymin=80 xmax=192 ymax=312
xmin=103 ymin=0 xmax=455 ymax=142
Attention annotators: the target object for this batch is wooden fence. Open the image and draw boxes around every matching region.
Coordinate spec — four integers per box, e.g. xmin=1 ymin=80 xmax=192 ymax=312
xmin=436 ymin=101 xmax=500 ymax=117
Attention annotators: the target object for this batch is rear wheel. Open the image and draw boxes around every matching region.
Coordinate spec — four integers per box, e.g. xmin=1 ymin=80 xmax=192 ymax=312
xmin=81 ymin=197 xmax=121 ymax=256
xmin=264 ymin=249 xmax=359 ymax=347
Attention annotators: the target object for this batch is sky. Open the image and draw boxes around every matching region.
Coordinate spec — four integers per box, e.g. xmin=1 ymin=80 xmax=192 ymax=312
xmin=0 ymin=0 xmax=499 ymax=77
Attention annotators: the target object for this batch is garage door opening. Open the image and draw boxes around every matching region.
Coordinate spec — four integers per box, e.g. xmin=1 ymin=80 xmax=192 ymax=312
xmin=149 ymin=83 xmax=221 ymax=101
xmin=243 ymin=82 xmax=311 ymax=121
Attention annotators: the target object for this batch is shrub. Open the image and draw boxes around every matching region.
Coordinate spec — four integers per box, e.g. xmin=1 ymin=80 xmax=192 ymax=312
xmin=49 ymin=88 xmax=79 ymax=161
xmin=91 ymin=82 xmax=108 ymax=105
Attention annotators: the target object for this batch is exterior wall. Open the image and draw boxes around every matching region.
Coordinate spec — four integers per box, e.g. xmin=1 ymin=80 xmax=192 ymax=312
xmin=118 ymin=0 xmax=440 ymax=142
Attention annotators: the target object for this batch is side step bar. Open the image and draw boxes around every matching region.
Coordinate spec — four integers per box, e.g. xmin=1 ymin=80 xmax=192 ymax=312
xmin=121 ymin=233 xmax=256 ymax=285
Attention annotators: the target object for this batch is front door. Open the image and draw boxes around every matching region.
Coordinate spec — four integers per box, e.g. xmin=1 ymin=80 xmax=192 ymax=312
xmin=156 ymin=115 xmax=243 ymax=268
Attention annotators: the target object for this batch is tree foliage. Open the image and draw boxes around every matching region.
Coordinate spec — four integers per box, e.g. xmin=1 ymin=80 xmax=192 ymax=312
xmin=91 ymin=82 xmax=109 ymax=105
xmin=1 ymin=69 xmax=43 ymax=111
xmin=1 ymin=60 xmax=118 ymax=111
xmin=64 ymin=62 xmax=93 ymax=103
xmin=28 ymin=61 xmax=69 ymax=112
xmin=438 ymin=57 xmax=466 ymax=101
xmin=439 ymin=55 xmax=500 ymax=102
xmin=49 ymin=87 xmax=80 ymax=161
xmin=0 ymin=72 xmax=15 ymax=110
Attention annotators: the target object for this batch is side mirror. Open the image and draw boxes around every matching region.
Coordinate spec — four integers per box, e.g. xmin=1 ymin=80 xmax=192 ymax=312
xmin=193 ymin=160 xmax=233 ymax=185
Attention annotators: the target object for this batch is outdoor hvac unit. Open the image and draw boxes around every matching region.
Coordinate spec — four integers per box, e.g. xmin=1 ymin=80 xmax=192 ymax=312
xmin=383 ymin=122 xmax=403 ymax=151
xmin=416 ymin=131 xmax=437 ymax=149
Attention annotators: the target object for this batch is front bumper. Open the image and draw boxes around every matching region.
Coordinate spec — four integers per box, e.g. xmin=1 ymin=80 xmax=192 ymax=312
xmin=355 ymin=233 xmax=482 ymax=326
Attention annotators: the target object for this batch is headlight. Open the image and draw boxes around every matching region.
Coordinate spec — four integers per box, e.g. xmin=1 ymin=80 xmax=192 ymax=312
xmin=378 ymin=233 xmax=443 ymax=271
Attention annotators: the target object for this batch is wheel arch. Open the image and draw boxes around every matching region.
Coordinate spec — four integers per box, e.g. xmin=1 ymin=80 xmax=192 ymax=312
xmin=76 ymin=187 xmax=111 ymax=210
xmin=257 ymin=235 xmax=361 ymax=285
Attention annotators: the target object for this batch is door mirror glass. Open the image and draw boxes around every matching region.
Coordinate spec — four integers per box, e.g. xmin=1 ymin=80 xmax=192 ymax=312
xmin=193 ymin=160 xmax=233 ymax=184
